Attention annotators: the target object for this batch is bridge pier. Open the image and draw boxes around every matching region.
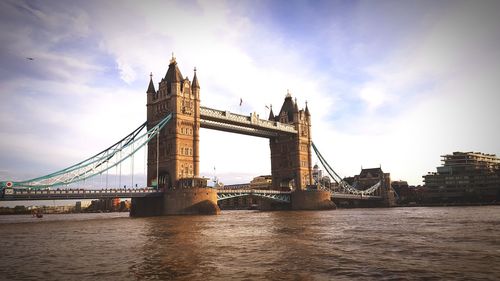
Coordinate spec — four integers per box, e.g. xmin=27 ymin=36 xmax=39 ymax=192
xmin=291 ymin=189 xmax=336 ymax=210
xmin=130 ymin=196 xmax=164 ymax=217
xmin=163 ymin=187 xmax=220 ymax=215
xmin=331 ymin=198 xmax=384 ymax=208
xmin=130 ymin=178 xmax=220 ymax=216
xmin=257 ymin=198 xmax=291 ymax=211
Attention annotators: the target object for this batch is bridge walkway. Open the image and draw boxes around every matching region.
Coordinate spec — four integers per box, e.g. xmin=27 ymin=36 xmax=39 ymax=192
xmin=1 ymin=187 xmax=382 ymax=202
xmin=0 ymin=188 xmax=162 ymax=201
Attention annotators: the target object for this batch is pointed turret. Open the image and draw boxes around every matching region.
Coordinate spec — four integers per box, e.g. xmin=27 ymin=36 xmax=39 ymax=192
xmin=147 ymin=72 xmax=156 ymax=94
xmin=268 ymin=105 xmax=275 ymax=121
xmin=305 ymin=101 xmax=310 ymax=116
xmin=192 ymin=67 xmax=200 ymax=89
xmin=293 ymin=98 xmax=299 ymax=122
xmin=278 ymin=91 xmax=295 ymax=123
xmin=164 ymin=56 xmax=183 ymax=83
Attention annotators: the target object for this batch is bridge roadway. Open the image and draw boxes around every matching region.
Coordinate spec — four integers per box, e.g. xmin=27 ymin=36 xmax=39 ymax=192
xmin=331 ymin=192 xmax=382 ymax=201
xmin=0 ymin=188 xmax=293 ymax=202
xmin=217 ymin=189 xmax=291 ymax=203
xmin=0 ymin=188 xmax=163 ymax=201
xmin=1 ymin=188 xmax=381 ymax=202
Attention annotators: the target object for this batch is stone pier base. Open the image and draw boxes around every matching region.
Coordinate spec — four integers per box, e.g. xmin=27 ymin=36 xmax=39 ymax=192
xmin=130 ymin=196 xmax=164 ymax=217
xmin=291 ymin=189 xmax=336 ymax=210
xmin=130 ymin=187 xmax=220 ymax=216
xmin=163 ymin=188 xmax=220 ymax=215
xmin=258 ymin=198 xmax=291 ymax=211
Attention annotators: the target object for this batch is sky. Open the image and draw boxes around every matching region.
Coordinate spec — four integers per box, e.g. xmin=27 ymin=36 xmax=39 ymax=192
xmin=0 ymin=0 xmax=499 ymax=187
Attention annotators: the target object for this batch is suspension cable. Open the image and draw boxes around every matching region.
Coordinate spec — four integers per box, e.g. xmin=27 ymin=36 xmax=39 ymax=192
xmin=106 ymin=161 xmax=108 ymax=188
xmin=119 ymin=147 xmax=122 ymax=188
xmin=311 ymin=142 xmax=381 ymax=195
xmin=131 ymin=141 xmax=134 ymax=188
xmin=156 ymin=131 xmax=159 ymax=189
xmin=2 ymin=114 xmax=172 ymax=189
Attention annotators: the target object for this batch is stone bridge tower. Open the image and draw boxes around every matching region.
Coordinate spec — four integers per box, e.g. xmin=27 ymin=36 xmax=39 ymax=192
xmin=146 ymin=57 xmax=200 ymax=189
xmin=269 ymin=93 xmax=313 ymax=190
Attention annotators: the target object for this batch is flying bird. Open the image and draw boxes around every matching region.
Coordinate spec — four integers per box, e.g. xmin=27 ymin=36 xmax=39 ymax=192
xmin=26 ymin=57 xmax=34 ymax=61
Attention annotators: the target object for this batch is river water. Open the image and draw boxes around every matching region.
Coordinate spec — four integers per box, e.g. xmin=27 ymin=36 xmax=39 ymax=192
xmin=0 ymin=206 xmax=499 ymax=280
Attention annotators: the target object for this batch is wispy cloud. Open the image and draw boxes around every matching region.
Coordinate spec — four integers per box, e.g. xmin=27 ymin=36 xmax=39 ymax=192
xmin=316 ymin=0 xmax=500 ymax=183
xmin=0 ymin=0 xmax=499 ymax=186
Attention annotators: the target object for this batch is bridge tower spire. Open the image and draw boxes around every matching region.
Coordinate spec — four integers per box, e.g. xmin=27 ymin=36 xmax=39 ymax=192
xmin=147 ymin=72 xmax=156 ymax=94
xmin=191 ymin=67 xmax=200 ymax=176
xmin=146 ymin=72 xmax=156 ymax=125
xmin=268 ymin=105 xmax=275 ymax=121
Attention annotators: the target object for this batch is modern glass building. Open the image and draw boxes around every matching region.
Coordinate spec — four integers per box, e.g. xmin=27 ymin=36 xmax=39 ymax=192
xmin=423 ymin=152 xmax=500 ymax=203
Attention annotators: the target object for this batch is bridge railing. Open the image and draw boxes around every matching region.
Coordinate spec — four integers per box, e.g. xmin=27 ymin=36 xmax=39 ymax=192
xmin=331 ymin=192 xmax=382 ymax=200
xmin=216 ymin=189 xmax=291 ymax=203
xmin=216 ymin=189 xmax=291 ymax=194
xmin=217 ymin=184 xmax=251 ymax=190
xmin=200 ymin=106 xmax=297 ymax=133
xmin=6 ymin=187 xmax=158 ymax=195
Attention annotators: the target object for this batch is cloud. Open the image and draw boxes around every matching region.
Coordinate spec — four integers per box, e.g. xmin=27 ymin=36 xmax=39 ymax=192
xmin=0 ymin=0 xmax=326 ymax=185
xmin=319 ymin=0 xmax=500 ymax=184
xmin=1 ymin=0 xmax=499 ymax=188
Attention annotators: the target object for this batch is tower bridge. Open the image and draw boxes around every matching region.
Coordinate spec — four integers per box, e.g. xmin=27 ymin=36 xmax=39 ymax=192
xmin=145 ymin=57 xmax=315 ymax=193
xmin=0 ymin=57 xmax=395 ymax=214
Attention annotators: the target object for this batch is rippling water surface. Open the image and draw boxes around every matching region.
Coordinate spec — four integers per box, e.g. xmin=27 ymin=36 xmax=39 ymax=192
xmin=1 ymin=206 xmax=499 ymax=280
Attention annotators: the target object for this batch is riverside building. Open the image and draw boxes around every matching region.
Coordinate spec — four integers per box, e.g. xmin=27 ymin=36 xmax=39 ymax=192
xmin=343 ymin=167 xmax=396 ymax=207
xmin=423 ymin=152 xmax=500 ymax=203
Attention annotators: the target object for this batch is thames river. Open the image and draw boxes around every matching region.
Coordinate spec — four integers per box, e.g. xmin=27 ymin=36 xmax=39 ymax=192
xmin=0 ymin=206 xmax=499 ymax=280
